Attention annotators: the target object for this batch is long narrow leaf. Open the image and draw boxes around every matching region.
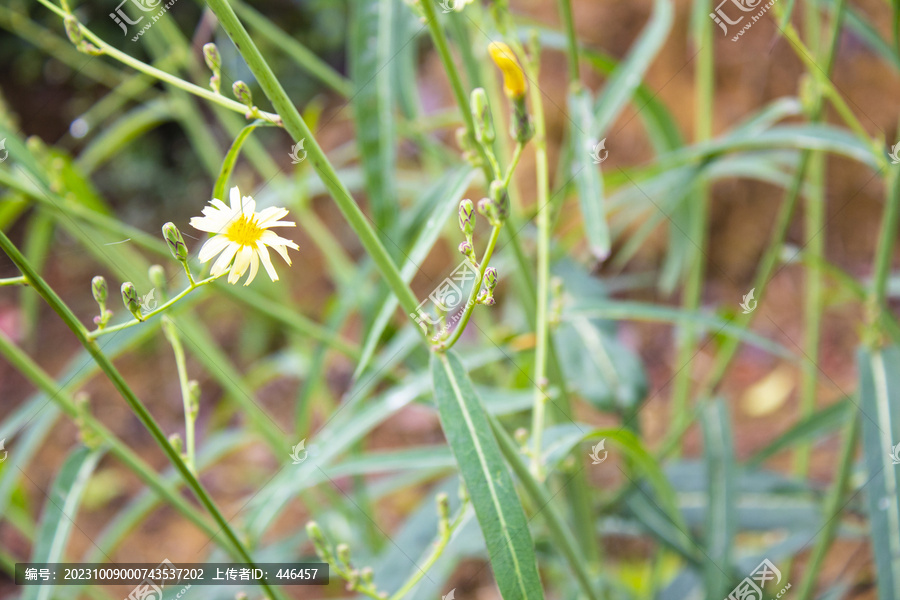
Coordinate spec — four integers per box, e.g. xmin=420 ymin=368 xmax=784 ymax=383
xmin=431 ymin=350 xmax=544 ymax=600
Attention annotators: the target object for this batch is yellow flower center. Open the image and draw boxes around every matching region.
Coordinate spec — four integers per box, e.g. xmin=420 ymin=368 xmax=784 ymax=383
xmin=226 ymin=215 xmax=264 ymax=247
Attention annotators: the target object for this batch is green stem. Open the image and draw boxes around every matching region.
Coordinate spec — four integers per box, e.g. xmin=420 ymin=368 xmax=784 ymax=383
xmin=86 ymin=273 xmax=224 ymax=340
xmin=389 ymin=505 xmax=469 ymax=600
xmin=556 ymin=0 xmax=580 ymax=82
xmin=669 ymin=6 xmax=713 ymax=451
xmin=162 ymin=317 xmax=196 ymax=473
xmin=489 ymin=415 xmax=601 ymax=600
xmin=202 ymin=0 xmax=422 ymax=324
xmin=35 ymin=0 xmax=281 ymax=124
xmin=437 ymin=225 xmax=502 ymax=351
xmin=794 ymin=410 xmax=861 ymax=600
xmin=0 ymin=231 xmax=287 ymax=600
xmin=526 ymin=47 xmax=551 ymax=477
xmin=0 ymin=276 xmax=27 ymax=286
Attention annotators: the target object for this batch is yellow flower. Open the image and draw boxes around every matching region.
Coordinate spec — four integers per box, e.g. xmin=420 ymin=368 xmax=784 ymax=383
xmin=488 ymin=41 xmax=526 ymax=99
xmin=190 ymin=186 xmax=299 ymax=286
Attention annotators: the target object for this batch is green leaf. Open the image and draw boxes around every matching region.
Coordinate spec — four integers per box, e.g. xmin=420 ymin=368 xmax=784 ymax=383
xmin=590 ymin=0 xmax=674 ymax=139
xmin=430 ymin=350 xmax=544 ymax=600
xmin=747 ymin=398 xmax=851 ymax=468
xmin=24 ymin=446 xmax=104 ymax=600
xmin=701 ymin=399 xmax=735 ymax=599
xmin=568 ymin=86 xmax=610 ymax=258
xmin=860 ymin=346 xmax=900 ymax=600
xmin=350 ymin=0 xmax=397 ymax=231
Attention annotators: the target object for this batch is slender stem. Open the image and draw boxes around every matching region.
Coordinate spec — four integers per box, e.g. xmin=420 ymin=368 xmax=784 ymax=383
xmin=489 ymin=415 xmax=601 ymax=600
xmin=162 ymin=317 xmax=196 ymax=473
xmin=0 ymin=231 xmax=287 ymax=600
xmin=794 ymin=410 xmax=860 ymax=600
xmin=526 ymin=47 xmax=551 ymax=477
xmin=86 ymin=273 xmax=224 ymax=340
xmin=0 ymin=276 xmax=27 ymax=286
xmin=669 ymin=5 xmax=713 ymax=451
xmin=34 ymin=0 xmax=280 ymax=124
xmin=389 ymin=505 xmax=469 ymax=600
xmin=795 ymin=0 xmax=825 ymax=478
xmin=556 ymin=0 xmax=580 ymax=82
xmin=501 ymin=142 xmax=525 ymax=189
xmin=202 ymin=0 xmax=422 ymax=324
xmin=437 ymin=225 xmax=502 ymax=351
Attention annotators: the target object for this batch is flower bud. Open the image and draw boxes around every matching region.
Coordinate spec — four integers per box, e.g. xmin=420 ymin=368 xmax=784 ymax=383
xmin=458 ymin=199 xmax=475 ymax=238
xmin=91 ymin=276 xmax=107 ymax=305
xmin=162 ymin=222 xmax=188 ymax=262
xmin=436 ymin=492 xmax=450 ymax=521
xmin=489 ymin=180 xmax=509 ymax=222
xmin=188 ymin=380 xmax=201 ymax=417
xmin=471 ymin=88 xmax=495 ymax=144
xmin=203 ymin=43 xmax=221 ymax=73
xmin=512 ymin=96 xmax=534 ymax=143
xmin=484 ymin=267 xmax=498 ymax=292
xmin=121 ymin=282 xmax=143 ymax=321
xmin=360 ymin=567 xmax=374 ymax=585
xmin=477 ymin=197 xmax=499 ymax=226
xmin=458 ymin=241 xmax=477 ymax=264
xmin=306 ymin=521 xmax=333 ymax=562
xmin=336 ymin=543 xmax=351 ymax=567
xmin=64 ymin=15 xmax=84 ymax=46
xmin=169 ymin=432 xmax=183 ymax=453
xmin=232 ymin=81 xmax=253 ymax=107
xmin=488 ymin=42 xmax=527 ymax=99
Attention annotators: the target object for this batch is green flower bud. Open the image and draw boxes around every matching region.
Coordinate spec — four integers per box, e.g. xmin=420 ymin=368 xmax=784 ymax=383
xmin=188 ymin=380 xmax=201 ymax=417
xmin=162 ymin=222 xmax=188 ymax=262
xmin=458 ymin=199 xmax=475 ymax=239
xmin=360 ymin=567 xmax=374 ymax=585
xmin=436 ymin=492 xmax=450 ymax=521
xmin=514 ymin=427 xmax=529 ymax=445
xmin=336 ymin=543 xmax=351 ymax=567
xmin=64 ymin=15 xmax=84 ymax=46
xmin=306 ymin=521 xmax=333 ymax=562
xmin=484 ymin=267 xmax=498 ymax=292
xmin=169 ymin=432 xmax=183 ymax=453
xmin=202 ymin=43 xmax=221 ymax=73
xmin=490 ymin=180 xmax=509 ymax=222
xmin=471 ymin=88 xmax=495 ymax=144
xmin=232 ymin=81 xmax=253 ymax=107
xmin=203 ymin=43 xmax=222 ymax=93
xmin=91 ymin=276 xmax=107 ymax=305
xmin=121 ymin=282 xmax=143 ymax=321
xmin=512 ymin=96 xmax=534 ymax=143
xmin=477 ymin=197 xmax=499 ymax=225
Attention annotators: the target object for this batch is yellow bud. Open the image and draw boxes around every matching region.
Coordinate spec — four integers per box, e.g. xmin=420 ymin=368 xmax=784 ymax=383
xmin=488 ymin=41 xmax=527 ymax=99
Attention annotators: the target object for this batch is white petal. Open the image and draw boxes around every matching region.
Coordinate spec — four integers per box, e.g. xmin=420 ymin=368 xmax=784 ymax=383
xmin=261 ymin=230 xmax=299 ymax=250
xmin=244 ymin=251 xmax=260 ymax=286
xmin=268 ymin=243 xmax=293 ymax=266
xmin=241 ymin=195 xmax=256 ymax=216
xmin=264 ymin=220 xmax=295 ymax=228
xmin=256 ymin=242 xmax=279 ymax=281
xmin=197 ymin=235 xmax=230 ymax=263
xmin=229 ymin=245 xmax=253 ymax=284
xmin=210 ymin=198 xmax=229 ymax=212
xmin=256 ymin=207 xmax=288 ymax=226
xmin=210 ymin=242 xmax=238 ymax=276
xmin=229 ymin=186 xmax=241 ymax=211
xmin=190 ymin=216 xmax=227 ymax=233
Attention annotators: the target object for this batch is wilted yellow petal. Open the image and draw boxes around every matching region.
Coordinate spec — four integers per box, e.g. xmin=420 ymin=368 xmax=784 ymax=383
xmin=740 ymin=364 xmax=795 ymax=417
xmin=488 ymin=41 xmax=526 ymax=99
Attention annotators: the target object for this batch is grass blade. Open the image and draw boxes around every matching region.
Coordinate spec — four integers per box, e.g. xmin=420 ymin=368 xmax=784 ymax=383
xmin=861 ymin=346 xmax=900 ymax=600
xmin=24 ymin=446 xmax=104 ymax=600
xmin=701 ymin=398 xmax=736 ymax=599
xmin=350 ymin=0 xmax=397 ymax=231
xmin=568 ymin=86 xmax=610 ymax=258
xmin=430 ymin=350 xmax=544 ymax=600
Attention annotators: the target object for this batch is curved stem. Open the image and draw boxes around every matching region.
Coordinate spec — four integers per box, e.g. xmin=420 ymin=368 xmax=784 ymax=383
xmin=86 ymin=273 xmax=224 ymax=340
xmin=34 ymin=0 xmax=281 ymax=124
xmin=162 ymin=317 xmax=196 ymax=473
xmin=437 ymin=225 xmax=502 ymax=351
